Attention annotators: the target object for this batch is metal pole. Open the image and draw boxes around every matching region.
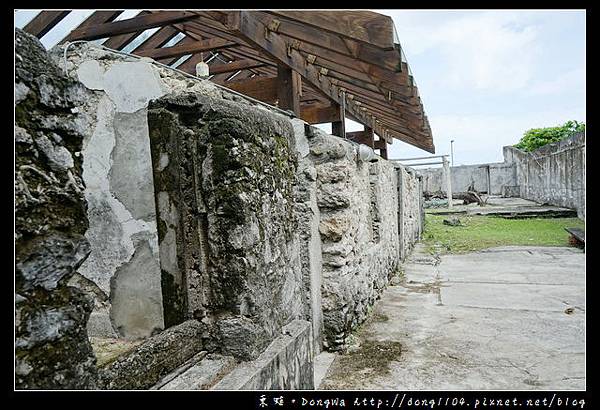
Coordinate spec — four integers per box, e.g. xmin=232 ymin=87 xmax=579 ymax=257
xmin=450 ymin=139 xmax=455 ymax=167
xmin=443 ymin=156 xmax=453 ymax=209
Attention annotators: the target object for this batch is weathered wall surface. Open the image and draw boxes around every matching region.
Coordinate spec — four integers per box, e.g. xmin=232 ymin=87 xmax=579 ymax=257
xmin=16 ymin=39 xmax=425 ymax=389
xmin=50 ymin=45 xmax=174 ymax=339
xmin=421 ymin=161 xmax=516 ymax=195
xmin=212 ymin=320 xmax=314 ymax=390
xmin=504 ymin=132 xmax=585 ymax=219
xmin=301 ymin=128 xmax=405 ymax=350
xmin=54 ymin=44 xmax=238 ymax=340
xmin=291 ymin=119 xmax=325 ymax=355
xmin=420 ymin=134 xmax=585 ymax=220
xmin=398 ymin=167 xmax=423 ymax=260
xmin=148 ymin=93 xmax=304 ymax=361
xmin=15 ymin=29 xmax=98 ymax=389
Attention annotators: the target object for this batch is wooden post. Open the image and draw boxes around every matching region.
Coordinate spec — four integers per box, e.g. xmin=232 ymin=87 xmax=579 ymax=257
xmin=379 ymin=139 xmax=388 ymax=160
xmin=443 ymin=156 xmax=453 ymax=208
xmin=331 ymin=91 xmax=346 ymax=138
xmin=364 ymin=126 xmax=374 ymax=148
xmin=277 ymin=65 xmax=301 ymax=115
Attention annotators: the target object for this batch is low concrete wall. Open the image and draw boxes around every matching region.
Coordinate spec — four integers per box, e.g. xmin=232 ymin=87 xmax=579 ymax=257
xmin=212 ymin=320 xmax=314 ymax=390
xmin=421 ymin=161 xmax=516 ymax=195
xmin=420 ymin=133 xmax=585 ymax=219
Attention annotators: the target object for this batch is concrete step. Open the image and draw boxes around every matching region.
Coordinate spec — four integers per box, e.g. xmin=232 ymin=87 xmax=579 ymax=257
xmin=154 ymin=353 xmax=237 ymax=390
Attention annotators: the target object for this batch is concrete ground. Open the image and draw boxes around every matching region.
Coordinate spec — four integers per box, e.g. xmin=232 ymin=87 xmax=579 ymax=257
xmin=317 ymin=244 xmax=585 ymax=390
xmin=427 ymin=196 xmax=577 ymax=218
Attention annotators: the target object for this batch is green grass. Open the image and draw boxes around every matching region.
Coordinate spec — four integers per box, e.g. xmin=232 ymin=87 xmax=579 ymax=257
xmin=422 ymin=214 xmax=584 ymax=254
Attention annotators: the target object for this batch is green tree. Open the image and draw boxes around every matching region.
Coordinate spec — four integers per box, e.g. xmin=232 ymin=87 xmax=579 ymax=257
xmin=514 ymin=120 xmax=585 ymax=152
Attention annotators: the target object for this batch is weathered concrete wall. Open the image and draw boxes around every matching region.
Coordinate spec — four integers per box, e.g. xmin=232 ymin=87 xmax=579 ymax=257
xmin=53 ymin=44 xmax=240 ymax=340
xmin=504 ymin=132 xmax=585 ymax=219
xmin=99 ymin=320 xmax=205 ymax=389
xmin=421 ymin=161 xmax=516 ymax=195
xmin=291 ymin=119 xmax=325 ymax=355
xmin=212 ymin=320 xmax=314 ymax=390
xmin=15 ymin=29 xmax=98 ymax=389
xmin=50 ymin=45 xmax=177 ymax=340
xmin=420 ymin=134 xmax=585 ymax=220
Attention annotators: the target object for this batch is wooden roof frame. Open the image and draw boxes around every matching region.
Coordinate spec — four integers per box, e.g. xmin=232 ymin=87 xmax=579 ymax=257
xmin=22 ymin=9 xmax=435 ymax=153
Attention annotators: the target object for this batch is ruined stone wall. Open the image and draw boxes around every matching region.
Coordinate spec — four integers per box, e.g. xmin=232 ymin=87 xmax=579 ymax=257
xmin=298 ymin=128 xmax=403 ymax=350
xmin=15 ymin=29 xmax=98 ymax=389
xmin=16 ymin=39 xmax=424 ymax=389
xmin=53 ymin=43 xmax=238 ymax=340
xmin=504 ymin=132 xmax=586 ymax=219
xmin=148 ymin=93 xmax=305 ymax=361
xmin=398 ymin=167 xmax=423 ymax=260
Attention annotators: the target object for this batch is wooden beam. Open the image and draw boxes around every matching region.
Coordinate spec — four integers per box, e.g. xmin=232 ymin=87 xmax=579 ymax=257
xmin=23 ymin=11 xmax=70 ymax=38
xmin=347 ymin=129 xmax=374 ymax=147
xmin=223 ymin=76 xmax=278 ymax=104
xmin=154 ymin=36 xmax=199 ymax=65
xmin=225 ymin=11 xmax=423 ymax=138
xmin=373 ymin=139 xmax=387 ymax=150
xmin=179 ymin=19 xmax=278 ymax=67
xmin=174 ymin=23 xmax=273 ymax=80
xmin=100 ymin=10 xmax=153 ymax=50
xmin=270 ymin=11 xmax=394 ymax=50
xmin=66 ymin=11 xmax=199 ymax=41
xmin=135 ymin=38 xmax=237 ymax=60
xmin=209 ymin=59 xmax=266 ymax=75
xmin=277 ymin=66 xmax=301 ymax=115
xmin=130 ymin=25 xmax=180 ymax=52
xmin=299 ymin=105 xmax=339 ymax=124
xmin=61 ymin=11 xmax=123 ymax=43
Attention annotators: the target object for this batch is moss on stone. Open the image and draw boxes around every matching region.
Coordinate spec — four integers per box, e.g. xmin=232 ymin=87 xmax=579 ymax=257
xmin=160 ymin=270 xmax=186 ymax=328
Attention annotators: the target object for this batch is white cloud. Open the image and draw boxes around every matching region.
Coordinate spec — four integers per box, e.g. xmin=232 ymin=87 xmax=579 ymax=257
xmin=384 ymin=10 xmax=541 ymax=92
xmin=527 ymin=67 xmax=585 ymax=96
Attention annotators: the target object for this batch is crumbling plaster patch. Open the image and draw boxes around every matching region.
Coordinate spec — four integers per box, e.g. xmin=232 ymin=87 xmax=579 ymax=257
xmin=62 ymin=47 xmax=171 ymax=339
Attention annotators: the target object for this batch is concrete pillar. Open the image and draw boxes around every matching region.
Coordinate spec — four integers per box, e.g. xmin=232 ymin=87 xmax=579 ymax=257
xmin=396 ymin=166 xmax=404 ymax=260
xmin=443 ymin=156 xmax=453 ymax=208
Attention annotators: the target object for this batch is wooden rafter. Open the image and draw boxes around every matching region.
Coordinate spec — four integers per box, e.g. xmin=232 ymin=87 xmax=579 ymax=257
xmin=207 ymin=59 xmax=266 ymax=75
xmin=269 ymin=11 xmax=395 ymax=50
xmin=61 ymin=11 xmax=123 ymax=43
xmin=248 ymin=12 xmax=429 ymax=130
xmin=132 ymin=25 xmax=180 ymax=52
xmin=135 ymin=37 xmax=236 ymax=60
xmin=66 ymin=11 xmax=198 ymax=41
xmin=224 ymin=11 xmax=391 ymax=142
xmin=23 ymin=11 xmax=70 ymax=38
xmin=22 ymin=9 xmax=434 ymax=152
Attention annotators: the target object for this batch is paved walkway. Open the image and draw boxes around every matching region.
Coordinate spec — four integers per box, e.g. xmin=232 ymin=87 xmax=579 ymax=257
xmin=318 ymin=245 xmax=585 ymax=390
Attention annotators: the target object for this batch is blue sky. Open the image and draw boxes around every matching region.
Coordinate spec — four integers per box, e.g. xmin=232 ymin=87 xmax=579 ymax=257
xmin=15 ymin=10 xmax=585 ymax=166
